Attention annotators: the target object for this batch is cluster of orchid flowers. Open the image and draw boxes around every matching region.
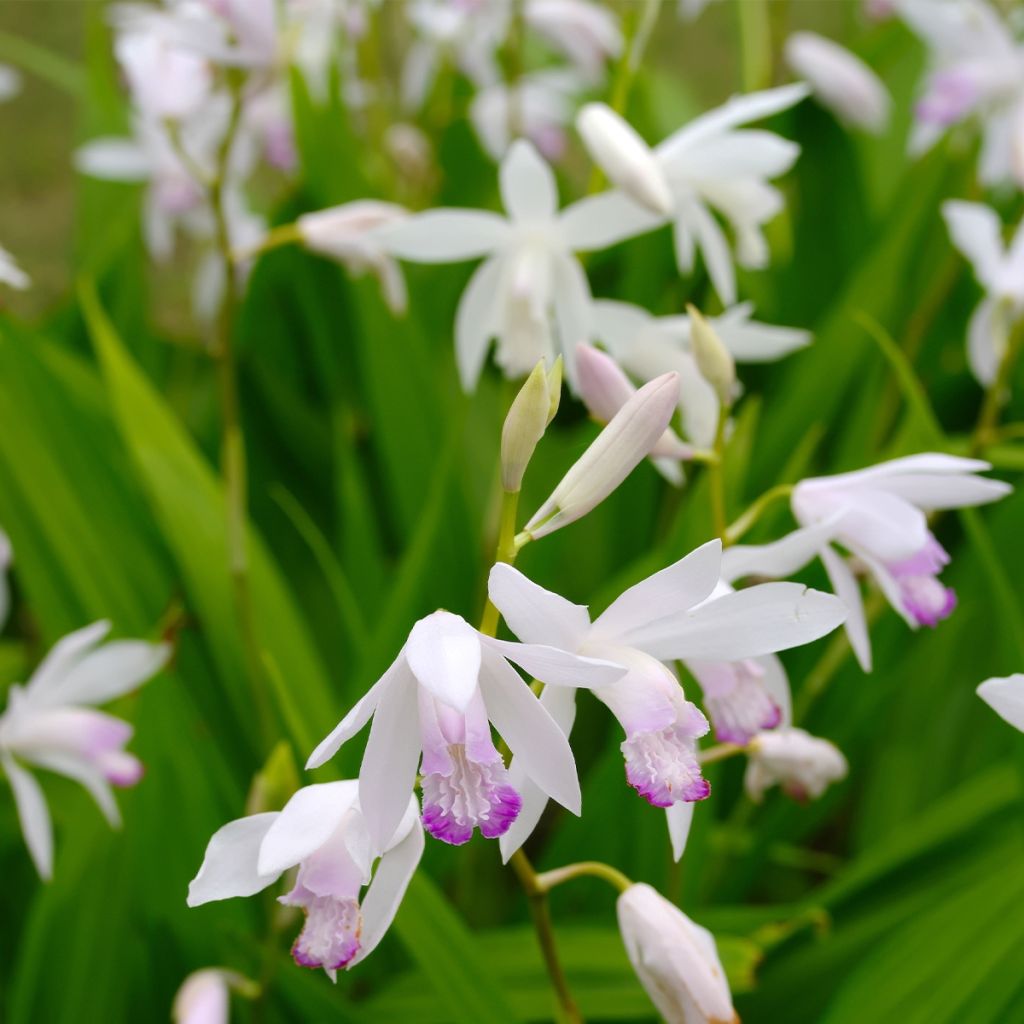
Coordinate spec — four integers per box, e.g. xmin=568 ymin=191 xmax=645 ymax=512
xmin=2 ymin=1 xmax=1024 ymax=1023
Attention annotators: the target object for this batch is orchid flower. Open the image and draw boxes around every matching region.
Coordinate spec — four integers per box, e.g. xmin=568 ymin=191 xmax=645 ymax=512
xmin=306 ymin=610 xmax=625 ymax=849
xmin=592 ymin=298 xmax=810 ymax=449
xmin=942 ymin=200 xmax=1024 ymax=385
xmin=791 ymin=454 xmax=1011 ymax=671
xmin=744 ymin=727 xmax=847 ymax=802
xmin=785 ymin=32 xmax=891 ymax=133
xmin=617 ymin=883 xmax=737 ymax=1024
xmin=0 ymin=621 xmax=170 ymax=879
xmin=188 ymin=782 xmax=423 ymax=976
xmin=173 ymin=969 xmax=238 ymax=1024
xmin=900 ymin=0 xmax=1024 ymax=187
xmin=575 ymin=85 xmax=808 ymax=305
xmin=525 ymin=0 xmax=622 ymax=82
xmin=373 ymin=139 xmax=640 ymax=390
xmin=489 ymin=538 xmax=847 ymax=860
xmin=977 ymin=674 xmax=1024 ymax=731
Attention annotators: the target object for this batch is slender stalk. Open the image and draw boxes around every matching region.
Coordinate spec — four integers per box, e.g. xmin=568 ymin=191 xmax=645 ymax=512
xmin=699 ymin=742 xmax=744 ymax=765
xmin=724 ymin=483 xmax=794 ymax=546
xmin=736 ymin=0 xmax=772 ymax=92
xmin=708 ymin=417 xmax=729 ymax=541
xmin=479 ymin=489 xmax=520 ymax=637
xmin=535 ymin=860 xmax=632 ymax=895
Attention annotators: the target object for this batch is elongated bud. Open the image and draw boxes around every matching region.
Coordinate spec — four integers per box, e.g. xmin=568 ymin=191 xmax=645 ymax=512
xmin=577 ymin=103 xmax=674 ymax=217
xmin=524 ymin=371 xmax=679 ymax=539
xmin=173 ymin=969 xmax=259 ymax=1024
xmin=617 ymin=883 xmax=738 ymax=1024
xmin=546 ymin=356 xmax=563 ymax=425
xmin=687 ymin=305 xmax=735 ymax=408
xmin=501 ymin=361 xmax=552 ymax=492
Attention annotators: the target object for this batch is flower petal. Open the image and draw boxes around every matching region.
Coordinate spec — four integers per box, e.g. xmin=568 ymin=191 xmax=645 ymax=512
xmin=977 ymin=674 xmax=1024 ymax=732
xmin=455 ymin=255 xmax=504 ymax=392
xmin=2 ymin=754 xmax=53 ymax=880
xmin=967 ymin=297 xmax=1003 ymax=387
xmin=712 ymin=303 xmax=811 ymax=361
xmin=665 ymin=801 xmax=694 ymax=862
xmin=757 ymin=654 xmax=793 ymax=727
xmin=25 ymin=750 xmax=121 ymax=827
xmin=74 ymin=138 xmax=152 ymax=181
xmin=488 ymin=563 xmax=592 ymax=649
xmin=25 ymin=621 xmax=111 ymax=704
xmin=51 ymin=640 xmax=170 ymax=707
xmin=186 ymin=812 xmax=280 ymax=906
xmin=942 ymin=200 xmax=1004 ymax=291
xmin=374 ymin=210 xmax=509 ymax=263
xmin=551 ymin=253 xmax=593 ymax=383
xmin=405 ymin=612 xmax=482 ymax=712
xmin=820 ymin=545 xmax=871 ymax=672
xmin=485 ymin=636 xmax=627 ymax=688
xmin=721 ymin=521 xmax=838 ymax=584
xmin=500 ymin=139 xmax=558 ymax=222
xmin=559 ymin=190 xmax=665 ymax=251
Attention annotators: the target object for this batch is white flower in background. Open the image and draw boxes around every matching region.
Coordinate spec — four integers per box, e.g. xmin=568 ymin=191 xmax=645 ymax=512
xmin=785 ymin=32 xmax=891 ymax=133
xmin=617 ymin=883 xmax=737 ymax=1024
xmin=306 ymin=610 xmax=624 ymax=849
xmin=188 ymin=782 xmax=424 ymax=976
xmin=0 ymin=621 xmax=169 ymax=879
xmin=575 ymin=344 xmax=694 ymax=486
xmin=977 ymin=674 xmax=1024 ymax=731
xmin=172 ymin=969 xmax=246 ymax=1024
xmin=942 ymin=200 xmax=1024 ymax=385
xmin=900 ymin=0 xmax=1024 ymax=187
xmin=526 ymin=0 xmax=622 ymax=81
xmin=297 ymin=201 xmax=410 ymax=314
xmin=744 ymin=727 xmax=847 ymax=802
xmin=490 ymin=539 xmax=847 ymax=860
xmin=0 ymin=63 xmax=22 ymax=103
xmin=0 ymin=246 xmax=30 ymax=291
xmin=791 ymin=455 xmax=1011 ymax=670
xmin=374 ymin=139 xmax=641 ymax=390
xmin=593 ymin=299 xmax=811 ymax=449
xmin=575 ymin=85 xmax=808 ymax=305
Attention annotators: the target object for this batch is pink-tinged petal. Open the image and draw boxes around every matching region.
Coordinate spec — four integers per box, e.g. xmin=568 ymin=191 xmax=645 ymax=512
xmin=282 ymin=886 xmax=362 ymax=971
xmin=820 ymin=545 xmax=871 ymax=672
xmin=359 ymin=665 xmax=422 ymax=851
xmin=689 ymin=659 xmax=781 ymax=745
xmin=589 ymin=649 xmax=682 ymax=738
xmin=500 ymin=139 xmax=559 ymax=222
xmin=187 ymin=812 xmax=280 ymax=906
xmin=405 ymin=612 xmax=482 ymax=712
xmin=2 ymin=753 xmax=53 ymax=880
xmin=665 ymin=801 xmax=695 ymax=862
xmin=478 ymin=650 xmax=581 ymax=814
xmin=978 ymin=674 xmax=1024 ymax=732
xmin=53 ymin=639 xmax=169 ymax=706
xmin=23 ymin=750 xmax=121 ymax=826
xmin=485 ymin=636 xmax=626 ymax=688
xmin=172 ymin=969 xmax=230 ymax=1024
xmin=374 ymin=210 xmax=510 ymax=262
xmin=621 ymin=700 xmax=710 ymax=807
xmin=421 ymin=751 xmax=521 ymax=845
xmin=592 ymin=539 xmax=723 ymax=646
xmin=487 ymin=563 xmax=592 ymax=650
xmin=25 ymin=621 xmax=111 ymax=704
xmin=258 ymin=781 xmax=360 ymax=877
xmin=455 ymin=255 xmax=504 ymax=392
xmin=758 ymin=654 xmax=793 ymax=728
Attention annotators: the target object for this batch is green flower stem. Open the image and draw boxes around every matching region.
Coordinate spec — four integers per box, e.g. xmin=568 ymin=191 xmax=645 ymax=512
xmin=534 ymin=860 xmax=633 ymax=895
xmin=699 ymin=742 xmax=745 ymax=765
xmin=723 ymin=483 xmax=794 ymax=546
xmin=478 ymin=488 xmax=521 ymax=637
xmin=737 ymin=0 xmax=772 ymax=93
xmin=708 ymin=416 xmax=729 ymax=541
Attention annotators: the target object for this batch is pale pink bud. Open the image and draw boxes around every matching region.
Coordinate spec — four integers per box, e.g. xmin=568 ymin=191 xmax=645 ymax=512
xmin=744 ymin=727 xmax=847 ymax=802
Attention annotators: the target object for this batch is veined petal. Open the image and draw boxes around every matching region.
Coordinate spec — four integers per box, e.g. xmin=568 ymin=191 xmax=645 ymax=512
xmin=720 ymin=520 xmax=837 ymax=584
xmin=942 ymin=200 xmax=1005 ymax=291
xmin=485 ymin=637 xmax=627 ymax=688
xmin=2 ymin=753 xmax=53 ymax=880
xmin=820 ymin=545 xmax=871 ymax=672
xmin=26 ymin=621 xmax=111 ymax=704
xmin=455 ymin=255 xmax=504 ymax=392
xmin=592 ymin=540 xmax=723 ymax=645
xmin=977 ymin=674 xmax=1024 ymax=732
xmin=488 ymin=563 xmax=592 ymax=649
xmin=478 ymin=650 xmax=581 ymax=814
xmin=559 ymin=190 xmax=665 ymax=252
xmin=187 ymin=812 xmax=280 ymax=906
xmin=500 ymin=139 xmax=559 ymax=222
xmin=258 ymin=781 xmax=361 ymax=876
xmin=636 ymin=583 xmax=847 ymax=662
xmin=665 ymin=801 xmax=695 ymax=862
xmin=359 ymin=665 xmax=422 ymax=851
xmin=374 ymin=210 xmax=510 ymax=263
xmin=52 ymin=639 xmax=170 ymax=706
xmin=405 ymin=612 xmax=482 ymax=712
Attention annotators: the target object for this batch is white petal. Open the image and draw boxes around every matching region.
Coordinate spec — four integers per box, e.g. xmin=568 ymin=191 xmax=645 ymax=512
xmin=25 ymin=751 xmax=120 ymax=827
xmin=674 ymin=131 xmax=799 ymax=181
xmin=637 ymin=583 xmax=847 ymax=662
xmin=186 ymin=812 xmax=280 ymax=906
xmin=665 ymin=801 xmax=694 ymax=862
xmin=478 ymin=651 xmax=581 ymax=813
xmin=257 ymin=781 xmax=360 ymax=876
xmin=712 ymin=303 xmax=811 ymax=361
xmin=559 ymin=190 xmax=665 ymax=251
xmin=351 ymin=808 xmax=425 ymax=965
xmin=74 ymin=138 xmax=152 ymax=181
xmin=820 ymin=545 xmax=871 ymax=672
xmin=551 ymin=253 xmax=593 ymax=381
xmin=757 ymin=653 xmax=793 ymax=727
xmin=485 ymin=637 xmax=626 ymax=688
xmin=405 ymin=612 xmax=482 ymax=712
xmin=500 ymin=139 xmax=559 ymax=222
xmin=977 ymin=674 xmax=1024 ymax=732
xmin=358 ymin=666 xmax=422 ymax=851
xmin=26 ymin=621 xmax=111 ymax=704
xmin=688 ymin=201 xmax=736 ymax=306
xmin=374 ymin=210 xmax=510 ymax=263
xmin=592 ymin=539 xmax=723 ymax=645
xmin=455 ymin=255 xmax=504 ymax=391
xmin=488 ymin=563 xmax=591 ymax=649
xmin=721 ymin=521 xmax=837 ymax=584
xmin=967 ymin=297 xmax=1004 ymax=387
xmin=942 ymin=200 xmax=1005 ymax=291
xmin=51 ymin=640 xmax=169 ymax=707
xmin=3 ymin=754 xmax=53 ymax=880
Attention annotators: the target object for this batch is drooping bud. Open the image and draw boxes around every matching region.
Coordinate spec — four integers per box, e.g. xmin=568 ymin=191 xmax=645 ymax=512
xmin=501 ymin=360 xmax=554 ymax=492
xmin=577 ymin=103 xmax=674 ymax=217
xmin=617 ymin=883 xmax=738 ymax=1024
xmin=687 ymin=305 xmax=736 ymax=409
xmin=523 ymin=371 xmax=678 ymax=539
xmin=173 ymin=969 xmax=258 ymax=1024
xmin=744 ymin=727 xmax=847 ymax=803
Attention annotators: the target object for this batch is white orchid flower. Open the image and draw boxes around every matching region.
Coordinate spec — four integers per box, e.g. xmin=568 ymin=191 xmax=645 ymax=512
xmin=306 ymin=610 xmax=625 ymax=850
xmin=575 ymin=85 xmax=808 ymax=306
xmin=617 ymin=883 xmax=737 ymax=1024
xmin=525 ymin=0 xmax=622 ymax=81
xmin=942 ymin=200 xmax=1024 ymax=385
xmin=0 ymin=621 xmax=170 ymax=879
xmin=744 ymin=727 xmax=847 ymax=803
xmin=593 ymin=298 xmax=811 ymax=448
xmin=977 ymin=674 xmax=1024 ymax=732
xmin=791 ymin=454 xmax=1011 ymax=671
xmin=188 ymin=782 xmax=423 ymax=977
xmin=489 ymin=538 xmax=847 ymax=860
xmin=374 ymin=139 xmax=642 ymax=390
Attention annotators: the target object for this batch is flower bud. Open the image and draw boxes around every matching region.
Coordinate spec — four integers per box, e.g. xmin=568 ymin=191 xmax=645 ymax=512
xmin=524 ymin=371 xmax=678 ymax=539
xmin=617 ymin=883 xmax=738 ymax=1024
xmin=501 ymin=361 xmax=553 ymax=492
xmin=744 ymin=727 xmax=847 ymax=803
xmin=687 ymin=305 xmax=736 ymax=409
xmin=577 ymin=103 xmax=673 ymax=217
xmin=545 ymin=355 xmax=563 ymax=425
xmin=173 ymin=969 xmax=257 ymax=1024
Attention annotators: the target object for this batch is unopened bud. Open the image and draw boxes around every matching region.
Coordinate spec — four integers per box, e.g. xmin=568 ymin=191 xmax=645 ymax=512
xmin=173 ymin=969 xmax=258 ymax=1024
xmin=524 ymin=371 xmax=679 ymax=539
xmin=501 ymin=361 xmax=552 ymax=492
xmin=545 ymin=355 xmax=563 ymax=425
xmin=744 ymin=727 xmax=847 ymax=803
xmin=577 ymin=103 xmax=674 ymax=217
xmin=687 ymin=305 xmax=736 ymax=408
